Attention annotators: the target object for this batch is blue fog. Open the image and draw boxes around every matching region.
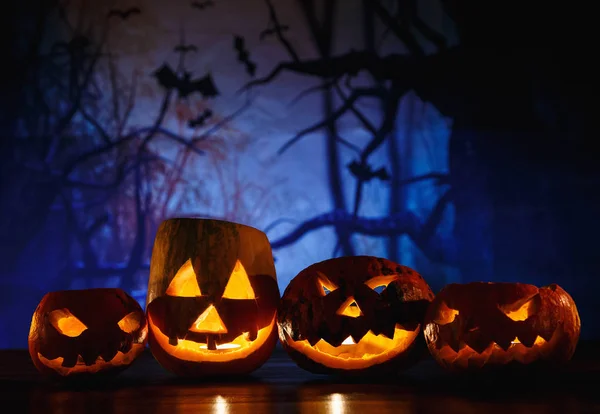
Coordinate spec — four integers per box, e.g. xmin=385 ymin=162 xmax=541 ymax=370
xmin=1 ymin=0 xmax=595 ymax=348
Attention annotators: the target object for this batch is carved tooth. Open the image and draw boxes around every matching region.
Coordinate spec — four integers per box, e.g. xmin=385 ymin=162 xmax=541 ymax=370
xmin=247 ymin=329 xmax=257 ymax=341
xmin=169 ymin=337 xmax=179 ymax=346
xmin=120 ymin=340 xmax=132 ymax=354
xmin=102 ymin=348 xmax=118 ymax=362
xmin=466 ymin=336 xmax=492 ymax=354
xmin=495 ymin=337 xmax=513 ymax=351
xmin=379 ymin=323 xmax=395 ymax=340
xmin=207 ymin=337 xmax=217 ymax=350
xmin=82 ymin=352 xmax=98 ymax=366
xmin=517 ymin=331 xmax=536 ymax=348
xmin=307 ymin=335 xmax=321 ymax=346
xmin=446 ymin=337 xmax=461 ymax=353
xmin=61 ymin=354 xmax=78 ymax=368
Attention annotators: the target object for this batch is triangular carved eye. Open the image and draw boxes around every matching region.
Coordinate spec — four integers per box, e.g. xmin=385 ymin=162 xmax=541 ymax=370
xmin=500 ymin=297 xmax=538 ymax=321
xmin=316 ymin=271 xmax=338 ymax=296
xmin=49 ymin=309 xmax=88 ymax=337
xmin=166 ymin=259 xmax=202 ymax=297
xmin=222 ymin=260 xmax=255 ymax=299
xmin=364 ymin=275 xmax=399 ymax=294
xmin=118 ymin=312 xmax=142 ymax=333
xmin=433 ymin=301 xmax=459 ymax=325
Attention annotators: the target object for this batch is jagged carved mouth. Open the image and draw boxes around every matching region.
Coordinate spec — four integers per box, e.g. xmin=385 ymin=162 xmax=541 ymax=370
xmin=280 ymin=323 xmax=419 ymax=370
xmin=148 ymin=313 xmax=276 ymax=362
xmin=434 ymin=335 xmax=552 ymax=368
xmin=166 ymin=331 xmax=256 ymax=352
xmin=37 ymin=344 xmax=144 ymax=375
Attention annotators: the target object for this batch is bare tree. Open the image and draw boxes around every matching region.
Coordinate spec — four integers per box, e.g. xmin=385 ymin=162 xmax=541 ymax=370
xmin=248 ymin=0 xmax=455 ymax=264
xmin=0 ymin=0 xmax=242 ymax=294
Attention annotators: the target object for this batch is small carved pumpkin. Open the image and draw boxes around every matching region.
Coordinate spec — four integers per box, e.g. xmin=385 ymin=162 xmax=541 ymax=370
xmin=146 ymin=218 xmax=280 ymax=376
xmin=28 ymin=288 xmax=147 ymax=378
xmin=278 ymin=256 xmax=434 ymax=375
xmin=423 ymin=282 xmax=581 ymax=371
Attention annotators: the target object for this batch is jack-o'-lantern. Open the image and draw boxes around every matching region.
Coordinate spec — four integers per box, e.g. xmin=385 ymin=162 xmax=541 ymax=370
xmin=146 ymin=218 xmax=280 ymax=376
xmin=28 ymin=288 xmax=147 ymax=378
xmin=278 ymin=256 xmax=434 ymax=375
xmin=424 ymin=282 xmax=581 ymax=372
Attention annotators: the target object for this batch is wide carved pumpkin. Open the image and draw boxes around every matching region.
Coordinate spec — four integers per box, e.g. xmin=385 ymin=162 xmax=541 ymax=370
xmin=28 ymin=288 xmax=147 ymax=378
xmin=423 ymin=282 xmax=581 ymax=371
xmin=278 ymin=256 xmax=434 ymax=375
xmin=146 ymin=218 xmax=280 ymax=376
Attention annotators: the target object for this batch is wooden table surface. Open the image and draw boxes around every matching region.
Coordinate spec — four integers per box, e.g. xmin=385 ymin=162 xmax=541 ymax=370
xmin=2 ymin=343 xmax=599 ymax=414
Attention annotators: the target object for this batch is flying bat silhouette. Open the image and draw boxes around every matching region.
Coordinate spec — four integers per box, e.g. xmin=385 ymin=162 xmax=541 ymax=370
xmin=153 ymin=64 xmax=219 ymax=98
xmin=107 ymin=7 xmax=141 ymax=20
xmin=174 ymin=44 xmax=198 ymax=54
xmin=233 ymin=35 xmax=257 ymax=77
xmin=259 ymin=24 xmax=290 ymax=41
xmin=191 ymin=0 xmax=214 ymax=9
xmin=187 ymin=109 xmax=213 ymax=128
xmin=347 ymin=160 xmax=390 ymax=182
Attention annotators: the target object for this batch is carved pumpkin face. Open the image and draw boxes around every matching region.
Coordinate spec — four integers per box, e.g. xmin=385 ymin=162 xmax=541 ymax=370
xmin=146 ymin=218 xmax=280 ymax=376
xmin=424 ymin=282 xmax=581 ymax=371
xmin=278 ymin=256 xmax=434 ymax=374
xmin=28 ymin=288 xmax=147 ymax=378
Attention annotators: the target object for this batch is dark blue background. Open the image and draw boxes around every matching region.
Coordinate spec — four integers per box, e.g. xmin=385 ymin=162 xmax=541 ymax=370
xmin=0 ymin=0 xmax=595 ymax=348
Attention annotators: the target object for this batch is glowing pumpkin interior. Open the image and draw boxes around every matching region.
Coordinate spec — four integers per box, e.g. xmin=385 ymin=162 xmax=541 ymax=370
xmin=148 ymin=258 xmax=276 ymax=363
xmin=28 ymin=288 xmax=148 ymax=377
xmin=424 ymin=282 xmax=581 ymax=370
xmin=280 ymin=272 xmax=420 ymax=370
xmin=36 ymin=310 xmax=146 ymax=375
xmin=430 ymin=298 xmax=553 ymax=368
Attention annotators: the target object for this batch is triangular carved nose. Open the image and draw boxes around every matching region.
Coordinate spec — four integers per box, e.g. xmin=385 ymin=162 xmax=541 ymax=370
xmin=189 ymin=305 xmax=228 ymax=333
xmin=336 ymin=297 xmax=363 ymax=318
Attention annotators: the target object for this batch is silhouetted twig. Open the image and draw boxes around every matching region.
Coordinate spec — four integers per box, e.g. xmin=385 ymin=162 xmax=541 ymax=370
xmin=277 ymin=87 xmax=384 ymax=154
xmin=271 ymin=188 xmax=455 ymax=263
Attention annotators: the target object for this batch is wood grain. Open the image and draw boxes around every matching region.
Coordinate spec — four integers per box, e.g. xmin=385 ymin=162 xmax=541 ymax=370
xmin=1 ymin=343 xmax=599 ymax=414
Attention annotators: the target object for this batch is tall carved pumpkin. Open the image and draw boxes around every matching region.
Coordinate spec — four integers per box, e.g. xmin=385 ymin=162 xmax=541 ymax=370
xmin=278 ymin=256 xmax=434 ymax=375
xmin=424 ymin=282 xmax=581 ymax=372
xmin=146 ymin=218 xmax=280 ymax=376
xmin=28 ymin=288 xmax=147 ymax=378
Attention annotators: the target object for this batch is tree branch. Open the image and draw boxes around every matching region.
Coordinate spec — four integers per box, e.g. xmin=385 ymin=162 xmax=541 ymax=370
xmin=46 ymin=30 xmax=109 ymax=163
xmin=61 ymin=125 xmax=205 ymax=180
xmin=371 ymin=0 xmax=425 ymax=56
xmin=239 ymin=50 xmax=420 ymax=93
xmin=333 ymin=83 xmax=377 ymax=134
xmin=277 ymin=87 xmax=384 ymax=154
xmin=288 ymin=77 xmax=340 ymax=106
xmin=398 ymin=172 xmax=449 ymax=186
xmin=64 ymin=155 xmax=169 ymax=190
xmin=80 ymin=108 xmax=112 ymax=144
xmin=264 ymin=0 xmax=300 ymax=62
xmin=270 ymin=189 xmax=456 ymax=264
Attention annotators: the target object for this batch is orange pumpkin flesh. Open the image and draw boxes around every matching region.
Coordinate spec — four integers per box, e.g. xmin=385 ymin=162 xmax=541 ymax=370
xmin=28 ymin=288 xmax=148 ymax=378
xmin=146 ymin=218 xmax=280 ymax=377
xmin=278 ymin=256 xmax=434 ymax=375
xmin=424 ymin=282 xmax=581 ymax=372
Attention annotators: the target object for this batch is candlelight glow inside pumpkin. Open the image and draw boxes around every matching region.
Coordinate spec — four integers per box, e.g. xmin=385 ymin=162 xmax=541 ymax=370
xmin=424 ymin=282 xmax=581 ymax=371
xmin=146 ymin=218 xmax=279 ymax=376
xmin=148 ymin=258 xmax=276 ymax=362
xmin=28 ymin=288 xmax=148 ymax=378
xmin=278 ymin=256 xmax=434 ymax=374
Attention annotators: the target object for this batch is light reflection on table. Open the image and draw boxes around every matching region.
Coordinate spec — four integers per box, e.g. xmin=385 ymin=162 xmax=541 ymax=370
xmin=213 ymin=395 xmax=228 ymax=414
xmin=328 ymin=393 xmax=345 ymax=414
xmin=6 ymin=348 xmax=596 ymax=414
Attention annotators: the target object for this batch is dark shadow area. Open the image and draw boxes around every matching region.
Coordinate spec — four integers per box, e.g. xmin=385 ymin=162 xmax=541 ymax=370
xmin=1 ymin=343 xmax=599 ymax=412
